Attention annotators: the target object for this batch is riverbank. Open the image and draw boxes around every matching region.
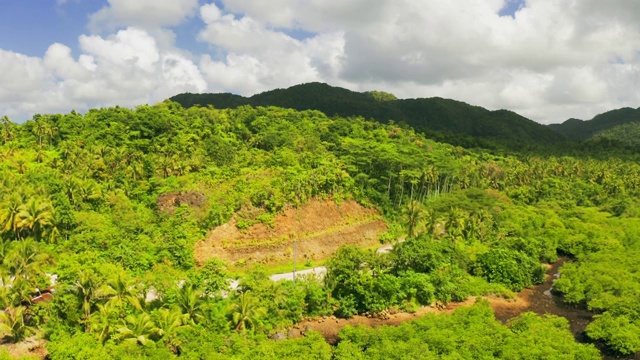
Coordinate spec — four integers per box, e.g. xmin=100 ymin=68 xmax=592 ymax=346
xmin=292 ymin=258 xmax=640 ymax=359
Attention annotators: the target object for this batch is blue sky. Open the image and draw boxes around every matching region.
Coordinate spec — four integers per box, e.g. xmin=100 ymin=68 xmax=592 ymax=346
xmin=498 ymin=0 xmax=525 ymax=18
xmin=0 ymin=0 xmax=639 ymax=124
xmin=0 ymin=1 xmax=101 ymax=57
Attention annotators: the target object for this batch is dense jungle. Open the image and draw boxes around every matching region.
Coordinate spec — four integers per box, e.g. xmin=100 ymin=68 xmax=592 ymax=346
xmin=1 ymin=90 xmax=640 ymax=359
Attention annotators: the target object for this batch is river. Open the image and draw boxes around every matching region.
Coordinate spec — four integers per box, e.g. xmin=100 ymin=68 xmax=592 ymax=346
xmin=489 ymin=258 xmax=635 ymax=360
xmin=490 ymin=258 xmax=592 ymax=338
xmin=296 ymin=258 xmax=636 ymax=359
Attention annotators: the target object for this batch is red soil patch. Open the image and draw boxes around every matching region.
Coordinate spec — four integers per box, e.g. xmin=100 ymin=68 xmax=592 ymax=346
xmin=194 ymin=199 xmax=387 ymax=265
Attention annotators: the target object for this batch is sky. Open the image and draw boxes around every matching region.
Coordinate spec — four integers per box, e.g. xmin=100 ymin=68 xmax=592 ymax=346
xmin=1 ymin=0 xmax=639 ymax=124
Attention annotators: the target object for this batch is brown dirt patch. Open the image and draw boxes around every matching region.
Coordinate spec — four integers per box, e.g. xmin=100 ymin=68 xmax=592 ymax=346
xmin=1 ymin=336 xmax=48 ymax=359
xmin=194 ymin=199 xmax=387 ymax=265
xmin=157 ymin=191 xmax=206 ymax=214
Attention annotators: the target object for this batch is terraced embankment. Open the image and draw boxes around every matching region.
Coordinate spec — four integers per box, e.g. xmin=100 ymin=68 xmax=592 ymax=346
xmin=194 ymin=199 xmax=387 ymax=266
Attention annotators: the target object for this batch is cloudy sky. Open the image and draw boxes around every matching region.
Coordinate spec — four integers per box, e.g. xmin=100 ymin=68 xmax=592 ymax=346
xmin=1 ymin=0 xmax=639 ymax=124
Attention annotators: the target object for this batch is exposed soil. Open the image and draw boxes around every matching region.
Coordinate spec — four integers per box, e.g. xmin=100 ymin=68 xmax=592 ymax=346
xmin=1 ymin=336 xmax=48 ymax=359
xmin=157 ymin=191 xmax=206 ymax=214
xmin=194 ymin=199 xmax=387 ymax=265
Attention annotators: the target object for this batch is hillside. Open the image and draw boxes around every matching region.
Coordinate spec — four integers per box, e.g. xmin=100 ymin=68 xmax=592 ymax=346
xmin=548 ymin=107 xmax=640 ymax=140
xmin=170 ymin=82 xmax=567 ymax=147
xmin=591 ymin=121 xmax=640 ymax=147
xmin=195 ymin=199 xmax=386 ymax=265
xmin=3 ymin=102 xmax=640 ymax=357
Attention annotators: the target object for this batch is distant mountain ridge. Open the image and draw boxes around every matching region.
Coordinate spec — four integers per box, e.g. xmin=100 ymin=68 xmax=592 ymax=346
xmin=548 ymin=107 xmax=640 ymax=140
xmin=170 ymin=82 xmax=567 ymax=147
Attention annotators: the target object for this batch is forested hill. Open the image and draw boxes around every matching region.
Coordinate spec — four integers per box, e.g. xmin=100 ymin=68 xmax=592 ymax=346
xmin=591 ymin=121 xmax=640 ymax=147
xmin=548 ymin=106 xmax=640 ymax=140
xmin=3 ymin=102 xmax=640 ymax=357
xmin=170 ymin=82 xmax=566 ymax=147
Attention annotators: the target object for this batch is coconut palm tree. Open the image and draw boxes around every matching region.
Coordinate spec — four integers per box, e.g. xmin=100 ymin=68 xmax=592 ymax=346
xmin=6 ymin=278 xmax=36 ymax=307
xmin=227 ymin=290 xmax=265 ymax=332
xmin=16 ymin=197 xmax=55 ymax=241
xmin=98 ymin=272 xmax=142 ymax=314
xmin=6 ymin=239 xmax=47 ymax=281
xmin=91 ymin=303 xmax=117 ymax=343
xmin=154 ymin=307 xmax=186 ymax=352
xmin=0 ymin=306 xmax=32 ymax=342
xmin=446 ymin=207 xmax=468 ymax=244
xmin=32 ymin=118 xmax=50 ymax=147
xmin=155 ymin=307 xmax=186 ymax=335
xmin=74 ymin=270 xmax=100 ymax=332
xmin=402 ymin=200 xmax=425 ymax=239
xmin=0 ymin=240 xmax=11 ymax=266
xmin=1 ymin=115 xmax=15 ymax=144
xmin=114 ymin=312 xmax=159 ymax=347
xmin=174 ymin=283 xmax=206 ymax=324
xmin=0 ymin=194 xmax=22 ymax=238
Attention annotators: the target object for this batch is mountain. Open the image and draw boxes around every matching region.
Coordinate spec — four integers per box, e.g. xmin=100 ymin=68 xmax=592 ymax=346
xmin=591 ymin=122 xmax=640 ymax=147
xmin=548 ymin=107 xmax=640 ymax=140
xmin=170 ymin=83 xmax=566 ymax=147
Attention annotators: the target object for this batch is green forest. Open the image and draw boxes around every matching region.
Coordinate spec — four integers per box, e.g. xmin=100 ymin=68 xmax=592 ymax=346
xmin=1 ymin=99 xmax=640 ymax=359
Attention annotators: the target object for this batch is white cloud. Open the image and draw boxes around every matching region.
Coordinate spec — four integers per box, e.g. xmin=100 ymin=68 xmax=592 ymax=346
xmin=190 ymin=0 xmax=639 ymax=123
xmin=197 ymin=3 xmax=345 ymax=94
xmin=0 ymin=50 xmax=50 ymax=100
xmin=0 ymin=28 xmax=206 ymax=121
xmin=80 ymin=28 xmax=160 ymax=73
xmin=89 ymin=0 xmax=199 ymax=32
xmin=2 ymin=0 xmax=640 ymax=124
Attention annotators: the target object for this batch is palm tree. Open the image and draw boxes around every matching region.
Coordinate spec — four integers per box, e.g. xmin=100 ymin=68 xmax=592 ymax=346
xmin=16 ymin=197 xmax=55 ymax=241
xmin=446 ymin=207 xmax=468 ymax=243
xmin=114 ymin=312 xmax=159 ymax=347
xmin=6 ymin=239 xmax=47 ymax=281
xmin=154 ymin=307 xmax=186 ymax=352
xmin=78 ymin=179 xmax=102 ymax=204
xmin=90 ymin=303 xmax=117 ymax=343
xmin=227 ymin=290 xmax=265 ymax=332
xmin=6 ymin=278 xmax=36 ymax=307
xmin=0 ymin=277 xmax=11 ymax=309
xmin=46 ymin=123 xmax=58 ymax=146
xmin=32 ymin=118 xmax=50 ymax=147
xmin=0 ymin=240 xmax=11 ymax=265
xmin=0 ymin=194 xmax=23 ymax=238
xmin=13 ymin=157 xmax=27 ymax=175
xmin=98 ymin=272 xmax=142 ymax=314
xmin=74 ymin=270 xmax=100 ymax=332
xmin=174 ymin=283 xmax=206 ymax=324
xmin=1 ymin=116 xmax=15 ymax=144
xmin=155 ymin=307 xmax=186 ymax=335
xmin=0 ymin=306 xmax=32 ymax=342
xmin=35 ymin=144 xmax=46 ymax=163
xmin=402 ymin=200 xmax=425 ymax=239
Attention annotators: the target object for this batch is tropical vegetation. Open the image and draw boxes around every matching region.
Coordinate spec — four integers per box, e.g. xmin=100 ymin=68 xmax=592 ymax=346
xmin=0 ymin=95 xmax=639 ymax=358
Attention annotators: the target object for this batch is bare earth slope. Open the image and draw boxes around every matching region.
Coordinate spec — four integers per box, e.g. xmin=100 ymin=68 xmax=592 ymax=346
xmin=194 ymin=199 xmax=387 ymax=265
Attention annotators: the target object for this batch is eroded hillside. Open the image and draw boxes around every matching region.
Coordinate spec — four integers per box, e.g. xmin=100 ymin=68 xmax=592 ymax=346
xmin=195 ymin=199 xmax=386 ymax=265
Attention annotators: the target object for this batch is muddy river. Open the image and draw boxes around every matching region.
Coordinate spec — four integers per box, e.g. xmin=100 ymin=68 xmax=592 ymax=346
xmin=490 ymin=258 xmax=635 ymax=360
